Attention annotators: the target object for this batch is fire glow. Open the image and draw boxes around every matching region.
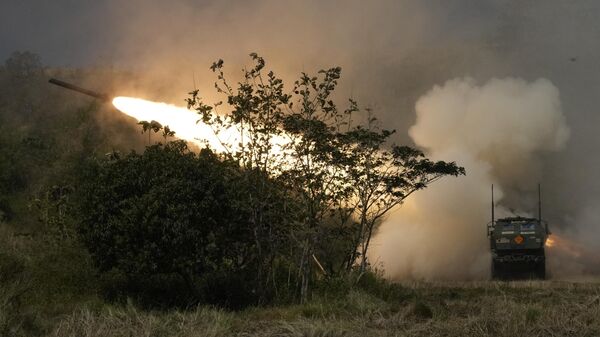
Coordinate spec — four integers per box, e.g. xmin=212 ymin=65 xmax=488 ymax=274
xmin=112 ymin=96 xmax=290 ymax=158
xmin=546 ymin=234 xmax=583 ymax=258
xmin=112 ymin=96 xmax=232 ymax=152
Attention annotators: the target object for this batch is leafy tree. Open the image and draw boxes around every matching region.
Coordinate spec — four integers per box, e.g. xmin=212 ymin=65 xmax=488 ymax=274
xmin=137 ymin=120 xmax=166 ymax=144
xmin=4 ymin=51 xmax=42 ymax=80
xmin=189 ymin=56 xmax=354 ymax=302
xmin=341 ymin=111 xmax=465 ymax=270
xmin=29 ymin=184 xmax=74 ymax=242
xmin=187 ymin=54 xmax=298 ymax=301
xmin=76 ymin=141 xmax=268 ymax=307
xmin=188 ymin=54 xmax=465 ymax=302
xmin=161 ymin=125 xmax=175 ymax=141
xmin=280 ymin=67 xmax=358 ymax=300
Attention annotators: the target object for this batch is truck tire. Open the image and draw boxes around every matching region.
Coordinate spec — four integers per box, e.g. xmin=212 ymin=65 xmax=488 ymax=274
xmin=535 ymin=262 xmax=546 ymax=280
xmin=491 ymin=260 xmax=502 ymax=280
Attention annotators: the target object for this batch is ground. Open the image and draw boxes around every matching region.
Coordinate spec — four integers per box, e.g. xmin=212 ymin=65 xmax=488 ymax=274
xmin=49 ymin=280 xmax=600 ymax=337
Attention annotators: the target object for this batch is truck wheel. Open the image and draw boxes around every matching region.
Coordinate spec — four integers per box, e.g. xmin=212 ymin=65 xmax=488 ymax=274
xmin=491 ymin=261 xmax=501 ymax=280
xmin=535 ymin=262 xmax=546 ymax=280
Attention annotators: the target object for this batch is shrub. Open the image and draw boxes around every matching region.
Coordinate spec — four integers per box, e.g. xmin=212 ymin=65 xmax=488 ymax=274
xmin=76 ymin=141 xmax=261 ymax=308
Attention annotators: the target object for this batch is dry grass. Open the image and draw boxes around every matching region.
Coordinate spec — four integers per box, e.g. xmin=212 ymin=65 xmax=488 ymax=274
xmin=2 ymin=226 xmax=598 ymax=336
xmin=49 ymin=281 xmax=600 ymax=337
xmin=52 ymin=304 xmax=234 ymax=337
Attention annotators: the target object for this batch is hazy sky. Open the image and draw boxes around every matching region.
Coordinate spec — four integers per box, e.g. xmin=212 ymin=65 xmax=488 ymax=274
xmin=0 ymin=1 xmax=496 ymax=66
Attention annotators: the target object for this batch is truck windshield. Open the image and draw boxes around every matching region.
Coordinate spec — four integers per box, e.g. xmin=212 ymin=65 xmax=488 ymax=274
xmin=501 ymin=223 xmax=514 ymax=230
xmin=521 ymin=223 xmax=536 ymax=230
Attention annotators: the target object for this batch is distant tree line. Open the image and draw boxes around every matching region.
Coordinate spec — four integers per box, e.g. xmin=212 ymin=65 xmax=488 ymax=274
xmin=0 ymin=51 xmax=153 ymax=226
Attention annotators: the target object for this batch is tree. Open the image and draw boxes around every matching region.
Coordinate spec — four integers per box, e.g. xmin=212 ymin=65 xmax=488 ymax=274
xmin=76 ymin=141 xmax=269 ymax=308
xmin=30 ymin=184 xmax=74 ymax=243
xmin=189 ymin=57 xmax=361 ymax=302
xmin=137 ymin=120 xmax=165 ymax=144
xmin=280 ymin=67 xmax=358 ymax=300
xmin=4 ymin=51 xmax=42 ymax=80
xmin=186 ymin=54 xmax=465 ymax=302
xmin=187 ymin=54 xmax=298 ymax=301
xmin=341 ymin=111 xmax=465 ymax=271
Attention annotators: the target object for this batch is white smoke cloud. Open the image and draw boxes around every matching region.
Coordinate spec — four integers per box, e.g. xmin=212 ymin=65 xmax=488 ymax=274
xmin=548 ymin=200 xmax=600 ymax=279
xmin=369 ymin=77 xmax=569 ymax=280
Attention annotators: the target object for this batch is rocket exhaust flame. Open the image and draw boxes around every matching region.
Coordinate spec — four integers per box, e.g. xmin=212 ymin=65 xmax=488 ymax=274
xmin=545 ymin=232 xmax=600 ymax=277
xmin=111 ymin=96 xmax=290 ymax=157
xmin=112 ymin=96 xmax=231 ymax=151
xmin=45 ymin=75 xmax=292 ymax=166
xmin=546 ymin=234 xmax=583 ymax=258
xmin=46 ymin=79 xmax=247 ymax=152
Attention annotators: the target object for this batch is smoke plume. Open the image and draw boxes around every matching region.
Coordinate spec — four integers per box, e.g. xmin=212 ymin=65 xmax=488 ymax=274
xmin=369 ymin=77 xmax=569 ymax=280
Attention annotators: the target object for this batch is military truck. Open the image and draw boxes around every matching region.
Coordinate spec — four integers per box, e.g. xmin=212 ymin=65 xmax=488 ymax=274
xmin=487 ymin=185 xmax=550 ymax=279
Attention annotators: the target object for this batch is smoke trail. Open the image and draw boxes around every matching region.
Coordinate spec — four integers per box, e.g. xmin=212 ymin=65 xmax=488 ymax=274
xmin=548 ymin=201 xmax=600 ymax=279
xmin=369 ymin=77 xmax=569 ymax=280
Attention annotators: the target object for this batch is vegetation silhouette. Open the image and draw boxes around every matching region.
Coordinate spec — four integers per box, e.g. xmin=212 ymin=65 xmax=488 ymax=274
xmin=0 ymin=51 xmax=468 ymax=336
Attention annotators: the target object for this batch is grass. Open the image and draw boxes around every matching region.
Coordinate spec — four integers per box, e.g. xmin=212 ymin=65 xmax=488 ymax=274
xmin=2 ymin=226 xmax=600 ymax=336
xmin=47 ymin=281 xmax=600 ymax=337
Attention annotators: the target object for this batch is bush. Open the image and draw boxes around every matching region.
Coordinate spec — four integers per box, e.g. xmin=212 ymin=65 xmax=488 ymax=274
xmin=76 ymin=141 xmax=262 ymax=308
xmin=355 ymin=270 xmax=408 ymax=304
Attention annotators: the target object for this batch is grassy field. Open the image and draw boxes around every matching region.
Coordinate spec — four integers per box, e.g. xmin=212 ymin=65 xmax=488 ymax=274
xmin=6 ymin=211 xmax=598 ymax=336
xmin=44 ymin=281 xmax=600 ymax=337
xmin=2 ymin=226 xmax=600 ymax=337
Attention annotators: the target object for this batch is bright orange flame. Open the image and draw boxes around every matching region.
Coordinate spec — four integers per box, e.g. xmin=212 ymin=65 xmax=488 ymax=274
xmin=546 ymin=234 xmax=583 ymax=258
xmin=112 ymin=96 xmax=289 ymax=156
xmin=112 ymin=96 xmax=235 ymax=152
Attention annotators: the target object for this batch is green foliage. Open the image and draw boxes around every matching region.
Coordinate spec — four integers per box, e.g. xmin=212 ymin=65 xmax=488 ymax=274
xmin=4 ymin=51 xmax=42 ymax=80
xmin=137 ymin=120 xmax=175 ymax=144
xmin=0 ymin=50 xmax=466 ymax=316
xmin=342 ymin=114 xmax=465 ymax=270
xmin=29 ymin=185 xmax=74 ymax=242
xmin=76 ymin=141 xmax=294 ymax=308
xmin=188 ymin=54 xmax=465 ymax=301
xmin=0 ymin=224 xmax=100 ymax=337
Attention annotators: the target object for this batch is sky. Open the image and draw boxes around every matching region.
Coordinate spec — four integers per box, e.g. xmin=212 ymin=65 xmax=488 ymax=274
xmin=2 ymin=1 xmax=597 ymax=135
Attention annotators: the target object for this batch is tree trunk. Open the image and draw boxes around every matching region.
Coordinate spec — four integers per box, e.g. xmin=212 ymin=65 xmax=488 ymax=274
xmin=360 ymin=220 xmax=376 ymax=271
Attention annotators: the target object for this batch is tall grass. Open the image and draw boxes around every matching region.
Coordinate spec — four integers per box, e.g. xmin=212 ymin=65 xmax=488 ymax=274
xmin=0 ymin=226 xmax=32 ymax=337
xmin=0 ymin=225 xmax=101 ymax=336
xmin=49 ymin=281 xmax=600 ymax=337
xmin=2 ymin=224 xmax=600 ymax=337
xmin=53 ymin=304 xmax=234 ymax=337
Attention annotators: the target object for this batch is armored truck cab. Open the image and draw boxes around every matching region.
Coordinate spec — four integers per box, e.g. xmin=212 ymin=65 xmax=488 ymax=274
xmin=489 ymin=217 xmax=548 ymax=279
xmin=487 ymin=185 xmax=549 ymax=279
